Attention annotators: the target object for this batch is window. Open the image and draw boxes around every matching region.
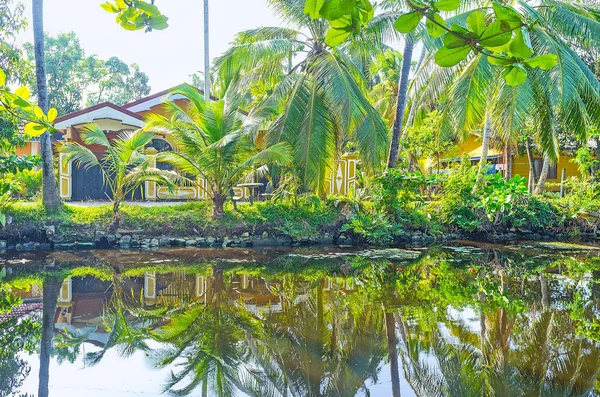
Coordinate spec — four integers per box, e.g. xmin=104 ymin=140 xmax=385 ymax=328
xmin=533 ymin=158 xmax=557 ymax=179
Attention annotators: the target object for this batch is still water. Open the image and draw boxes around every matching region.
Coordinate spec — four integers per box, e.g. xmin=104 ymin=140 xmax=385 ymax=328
xmin=1 ymin=243 xmax=599 ymax=397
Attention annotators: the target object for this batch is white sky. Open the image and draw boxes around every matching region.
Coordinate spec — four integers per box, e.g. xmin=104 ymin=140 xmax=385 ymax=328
xmin=17 ymin=0 xmax=284 ymax=92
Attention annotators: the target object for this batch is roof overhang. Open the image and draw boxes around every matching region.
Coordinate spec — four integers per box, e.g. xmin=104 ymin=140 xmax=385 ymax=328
xmin=55 ymin=103 xmax=144 ymax=130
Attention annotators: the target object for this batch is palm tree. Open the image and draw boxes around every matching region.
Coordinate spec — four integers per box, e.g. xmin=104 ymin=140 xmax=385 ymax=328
xmin=388 ymin=35 xmax=415 ymax=169
xmin=32 ymin=0 xmax=61 ymax=212
xmin=38 ymin=277 xmax=63 ymax=397
xmin=151 ymin=267 xmax=260 ymax=396
xmin=408 ymin=0 xmax=600 ymax=192
xmin=144 ymin=85 xmax=292 ymax=219
xmin=58 ymin=125 xmax=174 ymax=226
xmin=213 ymin=0 xmax=393 ymax=194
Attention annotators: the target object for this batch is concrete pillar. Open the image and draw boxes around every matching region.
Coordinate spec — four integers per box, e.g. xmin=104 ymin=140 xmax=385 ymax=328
xmin=144 ymin=147 xmax=158 ymax=200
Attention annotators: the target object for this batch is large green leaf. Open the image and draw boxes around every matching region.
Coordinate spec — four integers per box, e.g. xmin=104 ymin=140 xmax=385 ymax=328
xmin=394 ymin=11 xmax=422 ymax=34
xmin=467 ymin=11 xmax=486 ymax=37
xmin=325 ymin=25 xmax=353 ymax=46
xmin=320 ymin=0 xmax=356 ymax=21
xmin=524 ymin=54 xmax=557 ymax=70
xmin=503 ymin=64 xmax=527 ymax=86
xmin=509 ymin=28 xmax=532 ymax=58
xmin=479 ymin=20 xmax=512 ymax=47
xmin=435 ymin=45 xmax=471 ymax=67
xmin=304 ymin=0 xmax=326 ymax=19
xmin=444 ymin=25 xmax=469 ymax=48
xmin=0 ymin=69 xmax=6 ymax=87
xmin=435 ymin=0 xmax=460 ymax=12
xmin=426 ymin=13 xmax=446 ymax=38
xmin=492 ymin=1 xmax=523 ymax=28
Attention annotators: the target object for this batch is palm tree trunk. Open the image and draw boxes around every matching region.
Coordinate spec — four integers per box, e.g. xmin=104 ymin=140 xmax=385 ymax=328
xmin=385 ymin=311 xmax=401 ymax=397
xmin=400 ymin=46 xmax=426 ymax=143
xmin=525 ymin=137 xmax=538 ymax=194
xmin=203 ymin=0 xmax=210 ymax=101
xmin=38 ymin=278 xmax=62 ymax=397
xmin=387 ymin=37 xmax=414 ymax=169
xmin=472 ymin=114 xmax=492 ymax=194
xmin=540 ymin=274 xmax=549 ymax=312
xmin=212 ymin=193 xmax=226 ymax=220
xmin=534 ymin=153 xmax=550 ymax=195
xmin=32 ymin=0 xmax=61 ymax=212
xmin=504 ymin=143 xmax=512 ymax=179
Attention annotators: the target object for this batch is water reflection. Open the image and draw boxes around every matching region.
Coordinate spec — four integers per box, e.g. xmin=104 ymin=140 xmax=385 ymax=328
xmin=0 ymin=245 xmax=599 ymax=396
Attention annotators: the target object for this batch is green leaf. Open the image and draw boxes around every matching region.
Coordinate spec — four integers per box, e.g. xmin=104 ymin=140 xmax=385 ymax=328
xmin=15 ymin=86 xmax=30 ymax=100
xmin=0 ymin=69 xmax=5 ymax=87
xmin=0 ymin=212 xmax=5 ymax=227
xmin=524 ymin=54 xmax=558 ymax=70
xmin=33 ymin=106 xmax=45 ymax=119
xmin=444 ymin=25 xmax=469 ymax=48
xmin=435 ymin=0 xmax=460 ymax=11
xmin=426 ymin=13 xmax=446 ymax=38
xmin=435 ymin=45 xmax=471 ymax=67
xmin=320 ymin=0 xmax=356 ymax=21
xmin=488 ymin=55 xmax=513 ymax=66
xmin=467 ymin=11 xmax=486 ymax=36
xmin=148 ymin=15 xmax=169 ymax=30
xmin=305 ymin=0 xmax=326 ymax=19
xmin=48 ymin=108 xmax=58 ymax=123
xmin=394 ymin=11 xmax=422 ymax=33
xmin=503 ymin=64 xmax=527 ymax=86
xmin=325 ymin=25 xmax=352 ymax=46
xmin=492 ymin=1 xmax=522 ymax=28
xmin=479 ymin=20 xmax=512 ymax=47
xmin=100 ymin=2 xmax=120 ymax=13
xmin=509 ymin=28 xmax=532 ymax=58
xmin=24 ymin=122 xmax=47 ymax=137
xmin=134 ymin=0 xmax=160 ymax=16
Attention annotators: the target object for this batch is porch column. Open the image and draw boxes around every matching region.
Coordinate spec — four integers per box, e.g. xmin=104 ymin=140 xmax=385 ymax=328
xmin=144 ymin=147 xmax=158 ymax=200
xmin=58 ymin=153 xmax=72 ymax=200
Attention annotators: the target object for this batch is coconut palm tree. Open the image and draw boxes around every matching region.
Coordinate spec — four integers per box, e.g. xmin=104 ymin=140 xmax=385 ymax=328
xmin=408 ymin=0 xmax=600 ymax=192
xmin=213 ymin=0 xmax=395 ymax=193
xmin=144 ymin=85 xmax=292 ymax=220
xmin=58 ymin=125 xmax=175 ymax=226
xmin=32 ymin=0 xmax=61 ymax=212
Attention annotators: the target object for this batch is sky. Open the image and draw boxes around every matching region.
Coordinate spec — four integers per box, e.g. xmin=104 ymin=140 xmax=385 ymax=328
xmin=17 ymin=0 xmax=284 ymax=93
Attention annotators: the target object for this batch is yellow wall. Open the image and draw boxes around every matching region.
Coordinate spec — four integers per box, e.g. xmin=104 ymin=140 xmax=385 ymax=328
xmin=14 ymin=141 xmax=39 ymax=157
xmin=512 ymin=153 xmax=580 ymax=191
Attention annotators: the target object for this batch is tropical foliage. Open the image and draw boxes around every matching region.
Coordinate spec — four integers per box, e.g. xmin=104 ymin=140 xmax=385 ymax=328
xmin=145 ymin=85 xmax=292 ymax=219
xmin=58 ymin=125 xmax=174 ymax=225
xmin=213 ymin=0 xmax=391 ymax=193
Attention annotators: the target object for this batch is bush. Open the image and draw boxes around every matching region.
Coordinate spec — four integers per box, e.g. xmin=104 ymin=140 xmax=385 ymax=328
xmin=8 ymin=169 xmax=42 ymax=199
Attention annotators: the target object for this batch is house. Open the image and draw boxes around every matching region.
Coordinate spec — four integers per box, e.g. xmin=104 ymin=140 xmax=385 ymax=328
xmin=434 ymin=134 xmax=581 ymax=191
xmin=53 ymin=84 xmax=359 ymax=201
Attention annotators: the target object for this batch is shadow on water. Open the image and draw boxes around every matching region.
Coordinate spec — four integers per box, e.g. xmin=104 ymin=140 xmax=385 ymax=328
xmin=0 ymin=242 xmax=600 ymax=396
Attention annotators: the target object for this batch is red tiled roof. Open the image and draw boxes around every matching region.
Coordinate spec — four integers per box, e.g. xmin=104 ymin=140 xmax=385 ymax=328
xmin=0 ymin=302 xmax=43 ymax=322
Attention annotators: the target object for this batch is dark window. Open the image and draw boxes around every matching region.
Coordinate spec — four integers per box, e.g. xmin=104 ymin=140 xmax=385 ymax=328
xmin=533 ymin=158 xmax=557 ymax=179
xmin=148 ymin=139 xmax=173 ymax=171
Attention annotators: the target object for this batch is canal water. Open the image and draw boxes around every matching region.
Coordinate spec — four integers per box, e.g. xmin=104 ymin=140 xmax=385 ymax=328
xmin=1 ymin=242 xmax=599 ymax=396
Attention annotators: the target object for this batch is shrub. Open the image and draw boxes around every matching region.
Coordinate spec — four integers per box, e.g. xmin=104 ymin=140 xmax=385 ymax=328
xmin=8 ymin=169 xmax=42 ymax=199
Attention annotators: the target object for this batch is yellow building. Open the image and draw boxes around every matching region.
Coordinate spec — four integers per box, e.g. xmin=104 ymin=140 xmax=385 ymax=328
xmin=53 ymin=85 xmax=356 ymax=201
xmin=438 ymin=134 xmax=581 ymax=191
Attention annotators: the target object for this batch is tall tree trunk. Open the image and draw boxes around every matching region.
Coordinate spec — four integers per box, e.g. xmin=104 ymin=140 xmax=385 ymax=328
xmin=534 ymin=153 xmax=550 ymax=195
xmin=400 ymin=46 xmax=426 ymax=143
xmin=525 ymin=137 xmax=538 ymax=194
xmin=33 ymin=0 xmax=61 ymax=212
xmin=203 ymin=0 xmax=210 ymax=101
xmin=385 ymin=311 xmax=401 ymax=397
xmin=38 ymin=278 xmax=62 ymax=397
xmin=212 ymin=193 xmax=226 ymax=220
xmin=540 ymin=274 xmax=549 ymax=312
xmin=387 ymin=37 xmax=414 ymax=169
xmin=472 ymin=114 xmax=492 ymax=194
xmin=504 ymin=143 xmax=512 ymax=179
